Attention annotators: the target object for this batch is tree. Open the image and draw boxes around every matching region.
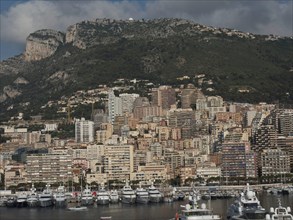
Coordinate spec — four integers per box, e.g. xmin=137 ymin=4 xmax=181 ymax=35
xmin=184 ymin=177 xmax=195 ymax=186
xmin=0 ymin=134 xmax=11 ymax=143
xmin=0 ymin=173 xmax=4 ymax=189
xmin=169 ymin=175 xmax=181 ymax=186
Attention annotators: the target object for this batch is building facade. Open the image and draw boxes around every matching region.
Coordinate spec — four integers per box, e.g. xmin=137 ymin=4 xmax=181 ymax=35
xmin=75 ymin=118 xmax=94 ymax=143
xmin=26 ymin=154 xmax=72 ymax=184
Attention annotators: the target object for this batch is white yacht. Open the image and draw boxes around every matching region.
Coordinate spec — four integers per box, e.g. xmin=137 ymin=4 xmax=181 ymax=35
xmin=227 ymin=183 xmax=266 ymax=220
xmin=27 ymin=183 xmax=39 ymax=207
xmin=148 ymin=182 xmax=162 ymax=203
xmin=39 ymin=184 xmax=53 ymax=207
xmin=136 ymin=183 xmax=149 ymax=204
xmin=109 ymin=190 xmax=119 ymax=203
xmin=120 ymin=180 xmax=136 ymax=204
xmin=96 ymin=185 xmax=110 ymax=205
xmin=81 ymin=185 xmax=94 ymax=206
xmin=54 ymin=185 xmax=67 ymax=207
xmin=176 ymin=190 xmax=221 ymax=220
xmin=266 ymin=200 xmax=293 ymax=220
xmin=16 ymin=192 xmax=28 ymax=207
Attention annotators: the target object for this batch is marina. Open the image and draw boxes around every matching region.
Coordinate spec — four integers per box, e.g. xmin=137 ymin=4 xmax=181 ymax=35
xmin=0 ymin=187 xmax=292 ymax=220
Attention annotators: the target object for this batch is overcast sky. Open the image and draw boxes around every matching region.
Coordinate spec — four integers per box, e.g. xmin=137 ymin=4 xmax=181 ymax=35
xmin=0 ymin=0 xmax=292 ymax=60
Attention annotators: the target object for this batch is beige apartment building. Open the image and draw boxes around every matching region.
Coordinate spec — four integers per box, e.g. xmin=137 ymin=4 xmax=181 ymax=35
xmin=130 ymin=164 xmax=168 ymax=182
xmin=26 ymin=154 xmax=72 ymax=184
xmin=103 ymin=144 xmax=134 ymax=181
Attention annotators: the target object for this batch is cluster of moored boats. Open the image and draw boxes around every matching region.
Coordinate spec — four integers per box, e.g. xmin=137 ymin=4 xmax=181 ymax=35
xmin=1 ymin=182 xmax=293 ymax=220
xmin=226 ymin=183 xmax=293 ymax=220
xmin=172 ymin=183 xmax=293 ymax=220
xmin=0 ymin=181 xmax=186 ymax=208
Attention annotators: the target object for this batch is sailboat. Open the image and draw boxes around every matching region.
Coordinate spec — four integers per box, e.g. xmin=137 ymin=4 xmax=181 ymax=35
xmin=68 ymin=185 xmax=88 ymax=211
xmin=68 ymin=174 xmax=89 ymax=211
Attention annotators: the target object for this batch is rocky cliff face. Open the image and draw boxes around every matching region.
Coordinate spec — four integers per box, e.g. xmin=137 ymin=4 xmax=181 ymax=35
xmin=0 ymin=55 xmax=26 ymax=76
xmin=0 ymin=85 xmax=22 ymax=103
xmin=24 ymin=29 xmax=65 ymax=61
xmin=64 ymin=18 xmax=203 ymax=49
xmin=22 ymin=18 xmax=264 ymax=61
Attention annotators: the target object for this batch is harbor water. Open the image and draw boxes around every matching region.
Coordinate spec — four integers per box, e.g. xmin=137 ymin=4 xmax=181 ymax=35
xmin=0 ymin=193 xmax=292 ymax=220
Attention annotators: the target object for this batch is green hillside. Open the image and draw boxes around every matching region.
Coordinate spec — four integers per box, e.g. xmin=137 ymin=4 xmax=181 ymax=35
xmin=0 ymin=19 xmax=292 ymax=119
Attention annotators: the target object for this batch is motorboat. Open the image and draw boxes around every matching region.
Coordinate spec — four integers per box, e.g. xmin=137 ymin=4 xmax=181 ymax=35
xmin=38 ymin=184 xmax=53 ymax=207
xmin=27 ymin=184 xmax=39 ymax=207
xmin=80 ymin=185 xmax=94 ymax=206
xmin=68 ymin=205 xmax=88 ymax=211
xmin=96 ymin=185 xmax=110 ymax=205
xmin=148 ymin=182 xmax=162 ymax=203
xmin=174 ymin=190 xmax=185 ymax=201
xmin=100 ymin=217 xmax=112 ymax=220
xmin=109 ymin=190 xmax=119 ymax=203
xmin=176 ymin=190 xmax=221 ymax=220
xmin=54 ymin=185 xmax=67 ymax=207
xmin=16 ymin=192 xmax=28 ymax=207
xmin=227 ymin=183 xmax=266 ymax=220
xmin=136 ymin=183 xmax=149 ymax=204
xmin=265 ymin=199 xmax=293 ymax=220
xmin=120 ymin=180 xmax=136 ymax=204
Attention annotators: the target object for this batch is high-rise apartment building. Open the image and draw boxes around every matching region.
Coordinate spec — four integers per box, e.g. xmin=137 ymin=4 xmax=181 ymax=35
xmin=92 ymin=109 xmax=108 ymax=129
xmin=26 ymin=154 xmax=72 ymax=184
xmin=119 ymin=93 xmax=139 ymax=114
xmin=108 ymin=90 xmax=122 ymax=124
xmin=168 ymin=109 xmax=195 ymax=128
xmin=151 ymin=86 xmax=176 ymax=110
xmin=253 ymin=125 xmax=278 ymax=152
xmin=260 ymin=148 xmax=290 ymax=177
xmin=221 ymin=142 xmax=256 ymax=179
xmin=75 ymin=118 xmax=94 ymax=143
xmin=103 ymin=144 xmax=134 ymax=180
xmin=279 ymin=110 xmax=293 ymax=136
xmin=133 ymin=105 xmax=163 ymax=121
xmin=181 ymin=85 xmax=197 ymax=109
xmin=277 ymin=136 xmax=293 ymax=172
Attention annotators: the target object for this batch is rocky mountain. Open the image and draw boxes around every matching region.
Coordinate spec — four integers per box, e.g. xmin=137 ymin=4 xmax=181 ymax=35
xmin=0 ymin=18 xmax=292 ymax=120
xmin=24 ymin=29 xmax=65 ymax=61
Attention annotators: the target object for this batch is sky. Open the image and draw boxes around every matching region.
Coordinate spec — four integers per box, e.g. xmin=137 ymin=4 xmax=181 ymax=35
xmin=0 ymin=0 xmax=292 ymax=61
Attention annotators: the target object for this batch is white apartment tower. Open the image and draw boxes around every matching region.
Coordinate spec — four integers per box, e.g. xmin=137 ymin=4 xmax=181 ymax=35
xmin=75 ymin=118 xmax=94 ymax=143
xmin=108 ymin=90 xmax=122 ymax=124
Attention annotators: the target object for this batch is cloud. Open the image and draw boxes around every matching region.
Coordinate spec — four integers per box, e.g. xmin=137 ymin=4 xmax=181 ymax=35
xmin=0 ymin=0 xmax=144 ymax=43
xmin=0 ymin=0 xmax=292 ymax=59
xmin=143 ymin=0 xmax=292 ymax=36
